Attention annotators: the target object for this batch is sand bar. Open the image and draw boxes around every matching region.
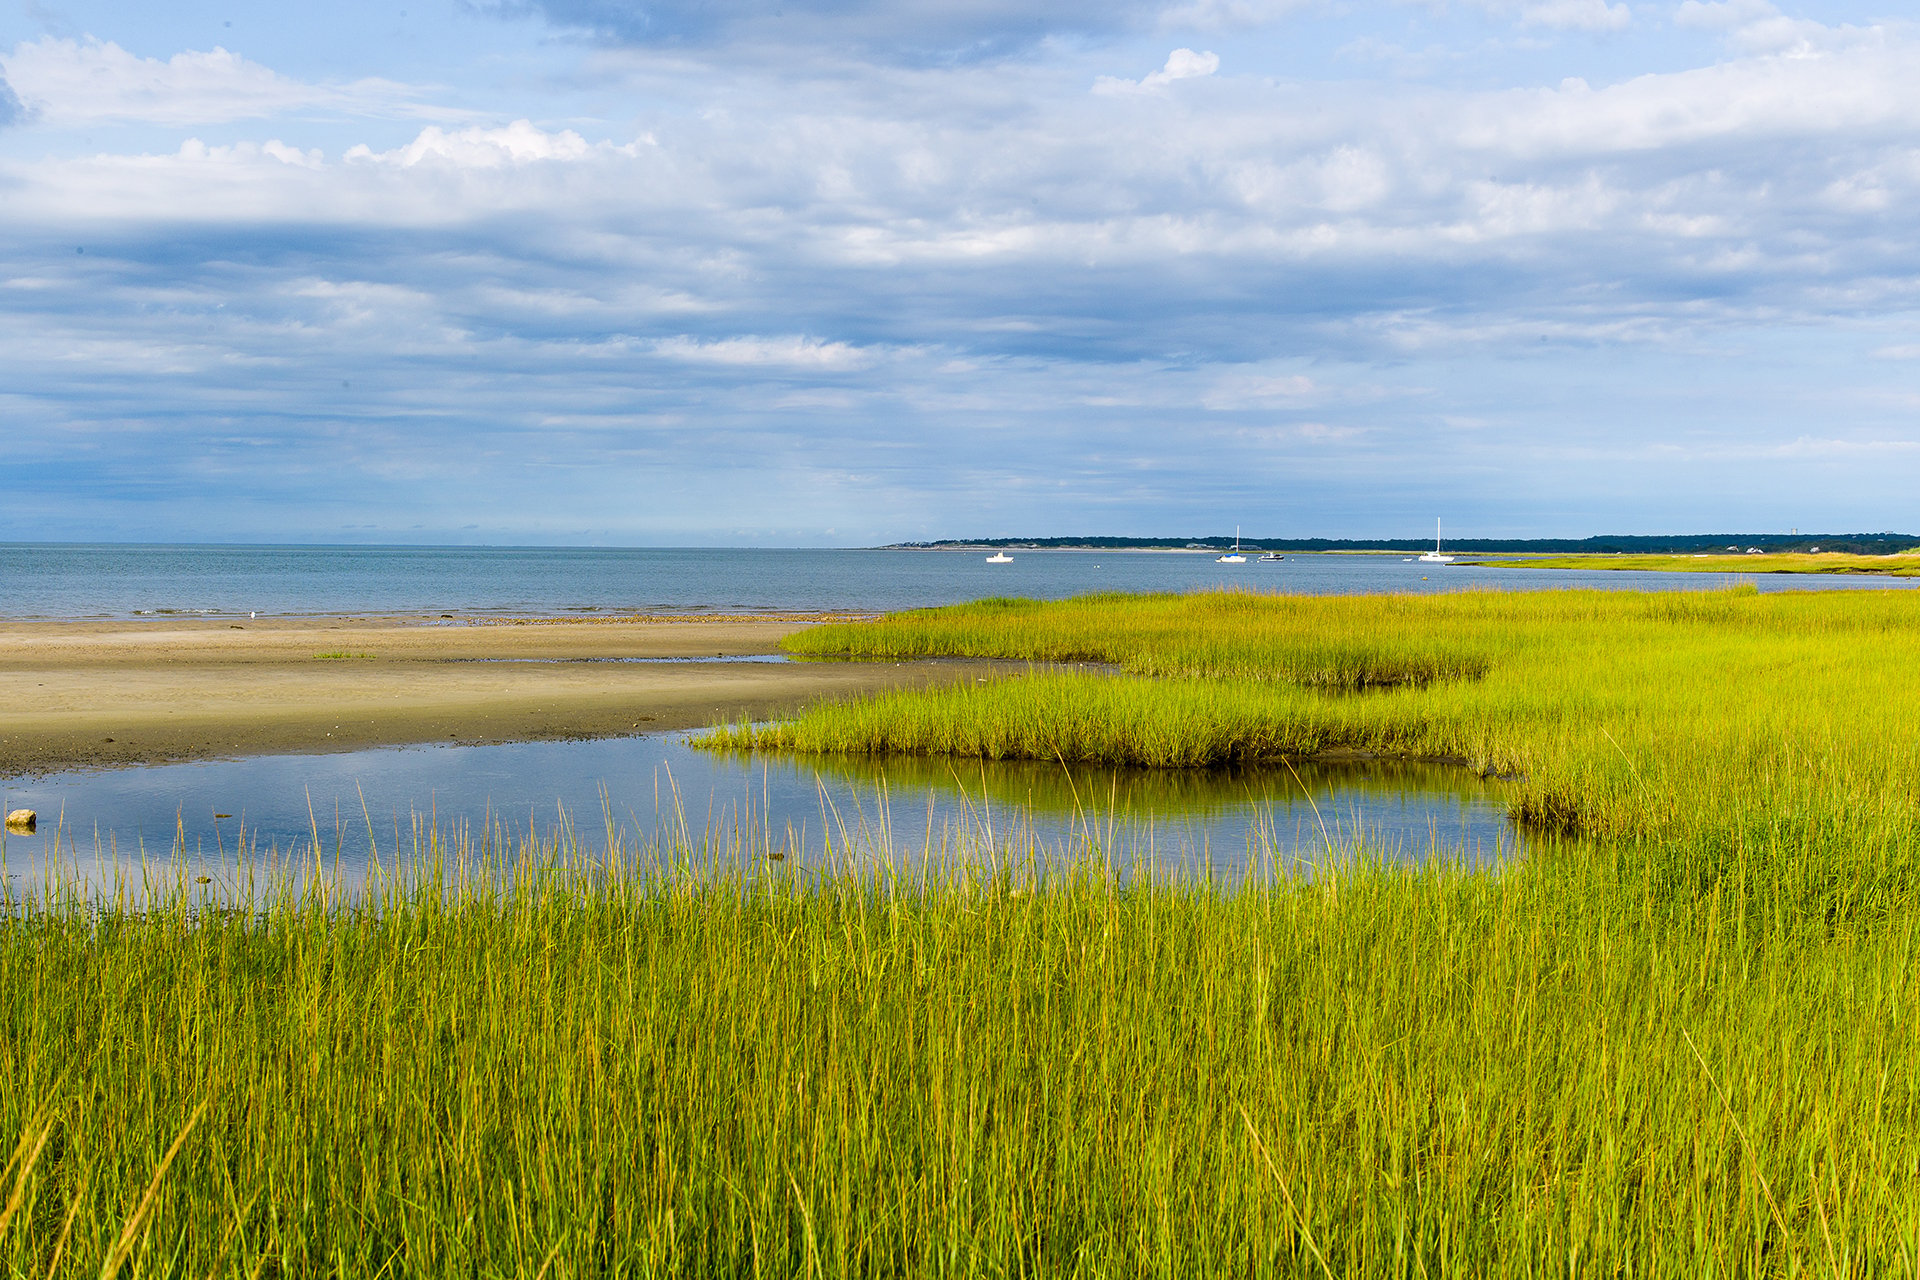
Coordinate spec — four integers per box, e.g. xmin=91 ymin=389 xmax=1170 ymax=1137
xmin=0 ymin=613 xmax=998 ymax=777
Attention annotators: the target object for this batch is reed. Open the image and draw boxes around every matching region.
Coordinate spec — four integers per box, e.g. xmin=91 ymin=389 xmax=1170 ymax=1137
xmin=8 ymin=585 xmax=1916 ymax=1273
xmin=708 ymin=587 xmax=1920 ymax=927
xmin=3 ymin=816 xmax=1917 ymax=1276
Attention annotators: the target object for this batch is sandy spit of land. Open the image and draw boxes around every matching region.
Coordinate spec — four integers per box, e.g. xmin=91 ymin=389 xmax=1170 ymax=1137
xmin=0 ymin=613 xmax=1001 ymax=777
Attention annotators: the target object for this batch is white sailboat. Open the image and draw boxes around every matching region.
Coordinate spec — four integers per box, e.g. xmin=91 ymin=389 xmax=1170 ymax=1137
xmin=1217 ymin=526 xmax=1246 ymax=563
xmin=1417 ymin=519 xmax=1454 ymax=564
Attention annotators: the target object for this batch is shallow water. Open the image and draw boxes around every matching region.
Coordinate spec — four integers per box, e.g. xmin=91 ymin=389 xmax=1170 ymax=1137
xmin=0 ymin=734 xmax=1517 ymax=889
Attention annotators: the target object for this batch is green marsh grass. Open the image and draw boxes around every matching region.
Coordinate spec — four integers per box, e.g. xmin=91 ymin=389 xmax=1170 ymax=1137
xmin=9 ymin=585 xmax=1920 ymax=1274
xmin=694 ymin=585 xmax=1920 ymax=1275
xmin=711 ymin=588 xmax=1920 ymax=926
xmin=4 ymin=814 xmax=1919 ymax=1275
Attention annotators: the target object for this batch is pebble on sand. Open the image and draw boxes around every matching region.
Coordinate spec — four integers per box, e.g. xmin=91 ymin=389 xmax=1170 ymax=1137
xmin=4 ymin=809 xmax=35 ymax=833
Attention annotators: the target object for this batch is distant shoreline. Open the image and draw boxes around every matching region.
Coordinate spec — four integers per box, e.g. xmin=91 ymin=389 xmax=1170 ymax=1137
xmin=884 ymin=532 xmax=1920 ymax=555
xmin=1479 ymin=551 xmax=1920 ymax=577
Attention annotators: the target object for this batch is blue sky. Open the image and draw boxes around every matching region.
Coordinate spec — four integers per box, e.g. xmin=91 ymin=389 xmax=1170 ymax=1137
xmin=1 ymin=0 xmax=1916 ymax=544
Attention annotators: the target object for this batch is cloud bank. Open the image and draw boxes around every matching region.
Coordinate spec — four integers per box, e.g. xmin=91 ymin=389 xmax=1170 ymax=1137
xmin=0 ymin=37 xmax=457 ymax=126
xmin=1 ymin=2 xmax=1917 ymax=542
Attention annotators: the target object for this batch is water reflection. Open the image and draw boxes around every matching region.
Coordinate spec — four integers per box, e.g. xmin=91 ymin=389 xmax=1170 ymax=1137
xmin=775 ymin=750 xmax=1513 ymax=864
xmin=1 ymin=733 xmax=1517 ymax=892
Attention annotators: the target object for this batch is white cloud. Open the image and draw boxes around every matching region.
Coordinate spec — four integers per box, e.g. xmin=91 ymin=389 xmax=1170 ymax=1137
xmin=1452 ymin=42 xmax=1920 ymax=157
xmin=1518 ymin=0 xmax=1631 ymax=32
xmin=1094 ymin=48 xmax=1219 ymax=94
xmin=1767 ymin=435 xmax=1920 ymax=458
xmin=649 ymin=336 xmax=877 ymax=370
xmin=1202 ymin=373 xmax=1318 ymax=410
xmin=156 ymin=137 xmax=327 ymax=168
xmin=1156 ymin=0 xmax=1306 ymax=30
xmin=0 ymin=37 xmax=458 ymax=126
xmin=1457 ymin=0 xmax=1630 ymax=33
xmin=1272 ymin=421 xmax=1365 ymax=443
xmin=12 ymin=21 xmax=1920 ymax=287
xmin=1673 ymin=0 xmax=1881 ymax=56
xmin=345 ymin=121 xmax=599 ymax=168
xmin=1673 ymin=0 xmax=1770 ymax=31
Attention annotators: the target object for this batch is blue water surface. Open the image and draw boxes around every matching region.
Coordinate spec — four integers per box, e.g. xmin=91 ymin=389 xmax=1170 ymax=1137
xmin=1 ymin=734 xmax=1517 ymax=888
xmin=1 ymin=543 xmax=1913 ymax=620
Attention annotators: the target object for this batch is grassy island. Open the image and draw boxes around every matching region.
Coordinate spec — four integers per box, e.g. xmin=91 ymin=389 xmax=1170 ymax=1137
xmin=714 ymin=588 xmax=1920 ymax=865
xmin=6 ymin=586 xmax=1920 ymax=1275
xmin=1478 ymin=550 xmax=1920 ymax=576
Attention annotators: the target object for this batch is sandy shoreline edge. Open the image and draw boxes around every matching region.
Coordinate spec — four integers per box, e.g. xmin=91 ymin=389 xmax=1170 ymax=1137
xmin=0 ymin=614 xmax=996 ymax=778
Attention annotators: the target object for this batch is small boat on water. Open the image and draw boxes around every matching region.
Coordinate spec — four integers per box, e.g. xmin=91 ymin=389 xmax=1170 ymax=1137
xmin=1217 ymin=527 xmax=1247 ymax=563
xmin=986 ymin=551 xmax=1013 ymax=563
xmin=1258 ymin=552 xmax=1283 ymax=562
xmin=1417 ymin=519 xmax=1454 ymax=564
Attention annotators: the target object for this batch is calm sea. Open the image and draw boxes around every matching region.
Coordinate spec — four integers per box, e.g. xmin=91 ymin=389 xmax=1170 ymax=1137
xmin=1 ymin=543 xmax=1911 ymax=619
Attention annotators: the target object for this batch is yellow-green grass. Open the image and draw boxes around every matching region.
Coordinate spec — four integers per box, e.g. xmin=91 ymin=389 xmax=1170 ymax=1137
xmin=1479 ymin=551 xmax=1920 ymax=575
xmin=704 ymin=588 xmax=1920 ymax=925
xmin=4 ymin=825 xmax=1919 ymax=1275
xmin=9 ymin=585 xmax=1919 ymax=1274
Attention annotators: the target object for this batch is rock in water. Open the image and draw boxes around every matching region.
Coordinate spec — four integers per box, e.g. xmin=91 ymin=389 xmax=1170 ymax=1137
xmin=4 ymin=809 xmax=34 ymax=833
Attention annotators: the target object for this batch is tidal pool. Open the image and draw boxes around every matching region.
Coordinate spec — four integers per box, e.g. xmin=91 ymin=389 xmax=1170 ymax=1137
xmin=1 ymin=733 xmax=1518 ymax=889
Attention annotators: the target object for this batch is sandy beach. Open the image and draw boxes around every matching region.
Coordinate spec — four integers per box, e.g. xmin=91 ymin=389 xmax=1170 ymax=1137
xmin=0 ymin=613 xmax=999 ymax=777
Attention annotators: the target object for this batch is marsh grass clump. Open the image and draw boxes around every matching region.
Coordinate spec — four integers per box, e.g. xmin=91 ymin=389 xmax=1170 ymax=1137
xmin=4 ymin=818 xmax=1920 ymax=1276
xmin=708 ymin=587 xmax=1920 ymax=926
xmin=786 ymin=590 xmax=1495 ymax=689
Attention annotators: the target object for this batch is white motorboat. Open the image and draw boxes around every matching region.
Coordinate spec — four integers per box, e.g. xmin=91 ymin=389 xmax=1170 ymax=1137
xmin=1217 ymin=527 xmax=1247 ymax=563
xmin=986 ymin=551 xmax=1013 ymax=563
xmin=1258 ymin=552 xmax=1283 ymax=562
xmin=1417 ymin=519 xmax=1454 ymax=564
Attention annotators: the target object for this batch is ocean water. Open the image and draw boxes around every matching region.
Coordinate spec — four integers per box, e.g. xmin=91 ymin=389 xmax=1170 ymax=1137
xmin=0 ymin=542 xmax=1912 ymax=619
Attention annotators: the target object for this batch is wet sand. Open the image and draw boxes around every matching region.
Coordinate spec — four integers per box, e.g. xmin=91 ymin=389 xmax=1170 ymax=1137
xmin=0 ymin=614 xmax=995 ymax=777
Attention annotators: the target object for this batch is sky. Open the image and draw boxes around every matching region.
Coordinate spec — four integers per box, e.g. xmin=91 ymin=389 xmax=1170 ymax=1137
xmin=1 ymin=0 xmax=1917 ymax=545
